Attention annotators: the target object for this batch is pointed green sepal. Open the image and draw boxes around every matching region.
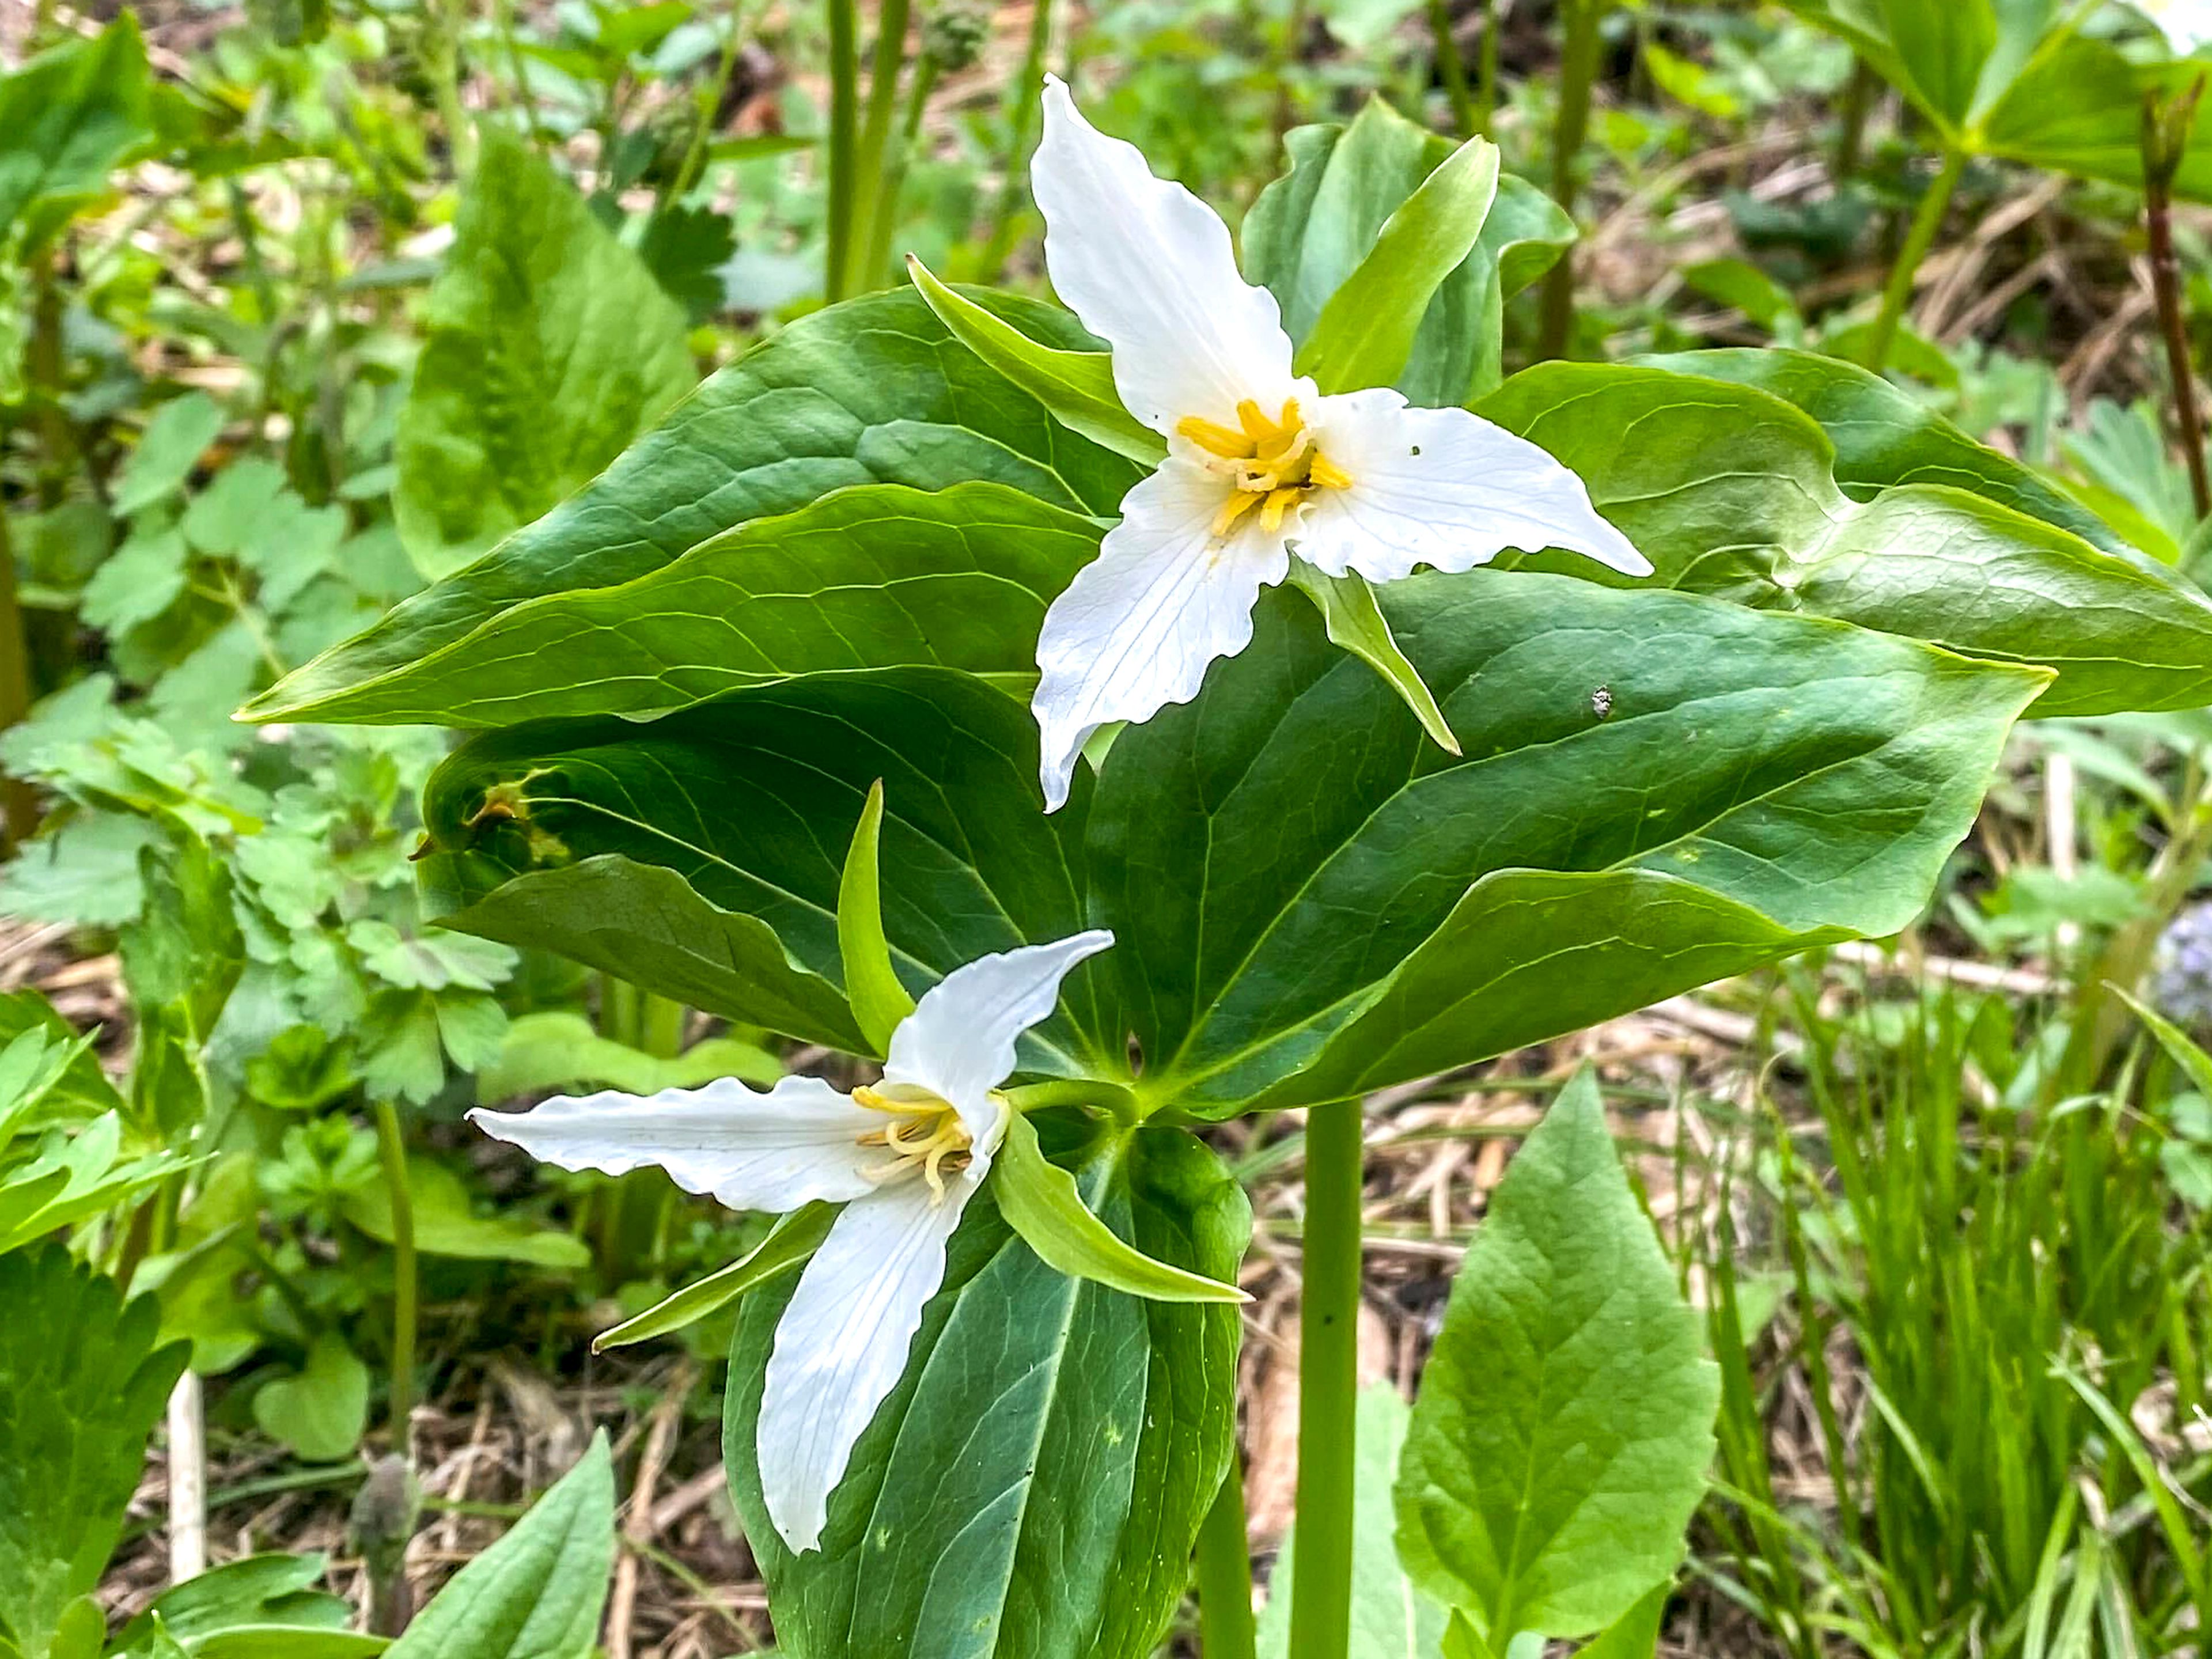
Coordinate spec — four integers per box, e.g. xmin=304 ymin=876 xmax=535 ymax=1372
xmin=838 ymin=779 xmax=916 ymax=1056
xmin=906 ymin=254 xmax=1166 ymax=467
xmin=592 ymin=1202 xmax=834 ymax=1352
xmin=994 ymin=1112 xmax=1250 ymax=1305
xmin=1293 ymin=132 xmax=1502 ymax=395
xmin=1288 ymin=563 xmax=1461 ymax=756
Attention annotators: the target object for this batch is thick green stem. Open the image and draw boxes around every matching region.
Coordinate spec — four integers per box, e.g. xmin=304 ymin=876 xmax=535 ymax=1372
xmin=862 ymin=52 xmax=940 ymax=282
xmin=847 ymin=0 xmax=912 ymax=295
xmin=1834 ymin=55 xmax=1877 ymax=181
xmin=1865 ymin=146 xmax=1964 ymax=374
xmin=1536 ymin=0 xmax=1604 ymax=361
xmin=980 ymin=0 xmax=1055 ymax=276
xmin=1196 ymin=1457 xmax=1257 ymax=1659
xmin=639 ymin=990 xmax=686 ymax=1060
xmin=1288 ymin=1099 xmax=1364 ymax=1659
xmin=1427 ymin=0 xmax=1477 ymax=136
xmin=431 ymin=0 xmax=475 ymax=175
xmin=824 ymin=0 xmax=861 ymax=301
xmin=1475 ymin=0 xmax=1499 ymax=136
xmin=0 ymin=509 xmax=34 ymax=853
xmin=372 ymin=1101 xmax=418 ymax=1448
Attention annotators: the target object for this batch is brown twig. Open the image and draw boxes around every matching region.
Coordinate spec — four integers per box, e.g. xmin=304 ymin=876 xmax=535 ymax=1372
xmin=2145 ymin=77 xmax=2211 ymax=520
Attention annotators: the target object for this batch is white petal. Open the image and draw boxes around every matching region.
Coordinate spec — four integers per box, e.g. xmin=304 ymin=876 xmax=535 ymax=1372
xmin=1035 ymin=75 xmax=1301 ymax=433
xmin=1033 ymin=456 xmax=1289 ymax=809
xmin=883 ymin=929 xmax=1116 ymax=1149
xmin=1291 ymin=389 xmax=1650 ymax=584
xmin=467 ymin=1074 xmax=880 ymax=1211
xmin=756 ymin=1173 xmax=976 ymax=1552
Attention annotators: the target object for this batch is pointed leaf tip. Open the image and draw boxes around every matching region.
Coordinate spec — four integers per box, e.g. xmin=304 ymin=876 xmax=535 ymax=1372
xmin=838 ymin=780 xmax=915 ymax=1056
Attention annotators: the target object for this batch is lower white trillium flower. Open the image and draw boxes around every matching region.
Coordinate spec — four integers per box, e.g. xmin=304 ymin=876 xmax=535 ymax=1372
xmin=2139 ymin=0 xmax=2212 ymax=52
xmin=469 ymin=928 xmax=1115 ymax=1554
xmin=1027 ymin=76 xmax=1653 ymax=810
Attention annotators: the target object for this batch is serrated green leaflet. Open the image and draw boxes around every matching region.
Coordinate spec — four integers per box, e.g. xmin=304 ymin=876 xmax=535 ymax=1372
xmin=1243 ymin=98 xmax=1572 ymax=405
xmin=1394 ymin=1071 xmax=1718 ymax=1641
xmin=724 ymin=1126 xmax=1247 ymax=1659
xmin=418 ymin=577 xmax=2043 ymax=1118
xmin=243 ymin=287 xmax=1144 ymax=725
xmin=1481 ymin=363 xmax=2212 ymax=717
xmin=246 ymin=482 xmax=1099 ymax=728
xmin=0 ymin=17 xmax=151 ymax=238
xmin=384 ymin=1433 xmax=614 ymax=1659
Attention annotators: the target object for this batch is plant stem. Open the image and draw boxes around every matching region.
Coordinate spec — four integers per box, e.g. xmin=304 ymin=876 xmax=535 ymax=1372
xmin=1834 ymin=55 xmax=1877 ymax=181
xmin=1287 ymin=1099 xmax=1364 ymax=1659
xmin=1865 ymin=146 xmax=1964 ymax=374
xmin=372 ymin=1100 xmax=418 ymax=1448
xmin=431 ymin=0 xmax=475 ymax=175
xmin=824 ymin=0 xmax=861 ymax=301
xmin=862 ymin=50 xmax=940 ymax=282
xmin=2147 ymin=94 xmax=2211 ymax=519
xmin=1536 ymin=0 xmax=1604 ymax=360
xmin=0 ymin=507 xmax=35 ymax=853
xmin=1427 ymin=0 xmax=1477 ymax=136
xmin=1475 ymin=0 xmax=1499 ymax=136
xmin=1196 ymin=1458 xmax=1257 ymax=1659
xmin=847 ymin=0 xmax=912 ymax=296
xmin=980 ymin=0 xmax=1056 ymax=277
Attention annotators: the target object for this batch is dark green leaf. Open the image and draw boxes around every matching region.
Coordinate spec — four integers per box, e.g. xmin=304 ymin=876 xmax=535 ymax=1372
xmin=245 ymin=289 xmax=1144 ymax=724
xmin=725 ymin=1126 xmax=1248 ymax=1659
xmin=1394 ymin=1071 xmax=1718 ymax=1639
xmin=593 ymin=1203 xmax=831 ymax=1352
xmin=1482 ymin=362 xmax=2212 ymax=717
xmin=0 ymin=1245 xmax=188 ymax=1659
xmin=393 ymin=130 xmax=696 ymax=580
xmin=385 ymin=1433 xmax=615 ymax=1659
xmin=0 ymin=17 xmax=151 ymax=237
xmin=251 ymin=1333 xmax=368 ymax=1464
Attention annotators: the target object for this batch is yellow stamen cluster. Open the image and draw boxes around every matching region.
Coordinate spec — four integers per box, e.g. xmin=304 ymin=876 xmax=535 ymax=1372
xmin=853 ymin=1084 xmax=973 ymax=1203
xmin=1176 ymin=397 xmax=1354 ymax=539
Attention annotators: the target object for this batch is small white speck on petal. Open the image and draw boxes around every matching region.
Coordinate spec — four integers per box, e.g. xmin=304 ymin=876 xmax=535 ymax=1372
xmin=1291 ymin=388 xmax=1649 ymax=584
xmin=756 ymin=1172 xmax=977 ymax=1552
xmin=1033 ymin=456 xmax=1292 ymax=809
xmin=1033 ymin=75 xmax=1303 ymax=434
xmin=467 ymin=1074 xmax=882 ymax=1211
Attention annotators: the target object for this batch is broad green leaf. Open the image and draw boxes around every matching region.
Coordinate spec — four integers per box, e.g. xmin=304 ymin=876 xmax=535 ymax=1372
xmin=725 ymin=1126 xmax=1248 ymax=1659
xmin=475 ymin=1009 xmax=780 ymax=1106
xmin=385 ymin=1433 xmax=615 ymax=1659
xmin=838 ymin=779 xmax=916 ymax=1054
xmin=995 ymin=1112 xmax=1248 ymax=1304
xmin=1244 ymin=99 xmax=1572 ymax=406
xmin=1394 ymin=1071 xmax=1719 ymax=1640
xmin=112 ymin=394 xmax=225 ymax=517
xmin=1256 ymin=1384 xmax=1448 ymax=1659
xmin=394 ymin=130 xmax=695 ymax=581
xmin=1092 ymin=582 xmax=2044 ymax=1115
xmin=1641 ymin=347 xmax=2131 ymax=556
xmin=1287 ymin=562 xmax=1459 ymax=755
xmin=113 ymin=1553 xmax=354 ymax=1652
xmin=1295 ymin=135 xmax=1500 ymax=395
xmin=342 ymin=1157 xmax=591 ymax=1271
xmin=235 ymin=482 xmax=1099 ymax=728
xmin=425 ymin=856 xmax=868 ymax=1054
xmin=245 ymin=288 xmax=1144 ymax=724
xmin=1575 ymin=1581 xmax=1676 ymax=1659
xmin=593 ymin=1203 xmax=832 ymax=1352
xmin=0 ymin=17 xmax=151 ymax=238
xmin=1481 ymin=362 xmax=2212 ymax=717
xmin=417 ymin=673 xmax=1104 ymax=1070
xmin=251 ymin=1332 xmax=368 ymax=1464
xmin=0 ymin=1245 xmax=188 ymax=1659
xmin=907 ymin=256 xmax=1164 ymax=465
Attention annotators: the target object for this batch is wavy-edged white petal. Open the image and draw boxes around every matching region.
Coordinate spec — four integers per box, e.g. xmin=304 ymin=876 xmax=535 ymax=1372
xmin=467 ymin=1075 xmax=879 ymax=1211
xmin=1291 ymin=389 xmax=1650 ymax=584
xmin=756 ymin=1172 xmax=978 ymax=1552
xmin=882 ymin=929 xmax=1116 ymax=1150
xmin=1034 ymin=75 xmax=1301 ymax=433
xmin=2142 ymin=0 xmax=2212 ymax=52
xmin=1033 ymin=456 xmax=1290 ymax=809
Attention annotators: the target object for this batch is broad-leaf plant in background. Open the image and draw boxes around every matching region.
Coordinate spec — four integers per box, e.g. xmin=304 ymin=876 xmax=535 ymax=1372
xmin=238 ymin=70 xmax=2212 ymax=1659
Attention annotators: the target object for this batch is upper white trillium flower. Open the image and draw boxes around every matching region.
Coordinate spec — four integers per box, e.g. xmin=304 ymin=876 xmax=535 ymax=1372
xmin=2139 ymin=0 xmax=2212 ymax=52
xmin=1026 ymin=75 xmax=1652 ymax=810
xmin=469 ymin=929 xmax=1115 ymax=1554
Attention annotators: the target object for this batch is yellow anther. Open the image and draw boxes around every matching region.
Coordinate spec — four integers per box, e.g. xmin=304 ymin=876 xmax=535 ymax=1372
xmin=1176 ymin=396 xmax=1351 ymax=540
xmin=1259 ymin=486 xmax=1305 ymax=533
xmin=1176 ymin=415 xmax=1256 ymax=460
xmin=852 ymin=1083 xmax=972 ymax=1203
xmin=1212 ymin=488 xmax=1266 ymax=537
xmin=1309 ymin=452 xmax=1354 ymax=491
xmin=1235 ymin=399 xmax=1274 ymax=441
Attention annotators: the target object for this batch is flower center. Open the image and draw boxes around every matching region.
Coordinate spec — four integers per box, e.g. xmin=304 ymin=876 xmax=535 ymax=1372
xmin=853 ymin=1084 xmax=976 ymax=1203
xmin=1176 ymin=397 xmax=1354 ymax=539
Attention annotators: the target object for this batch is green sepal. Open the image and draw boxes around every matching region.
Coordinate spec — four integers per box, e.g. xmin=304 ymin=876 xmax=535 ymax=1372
xmin=838 ymin=779 xmax=916 ymax=1055
xmin=906 ymin=255 xmax=1166 ymax=466
xmin=1293 ymin=134 xmax=1501 ymax=395
xmin=592 ymin=1203 xmax=834 ymax=1353
xmin=995 ymin=1112 xmax=1249 ymax=1305
xmin=1287 ymin=562 xmax=1461 ymax=756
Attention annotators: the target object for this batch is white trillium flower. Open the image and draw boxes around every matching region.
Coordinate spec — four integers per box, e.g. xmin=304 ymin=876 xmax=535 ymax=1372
xmin=1025 ymin=76 xmax=1653 ymax=811
xmin=2140 ymin=0 xmax=2212 ymax=52
xmin=468 ymin=928 xmax=1115 ymax=1554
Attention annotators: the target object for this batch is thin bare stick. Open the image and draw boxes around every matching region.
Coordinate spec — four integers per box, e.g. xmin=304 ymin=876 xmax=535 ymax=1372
xmin=166 ymin=1372 xmax=207 ymax=1584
